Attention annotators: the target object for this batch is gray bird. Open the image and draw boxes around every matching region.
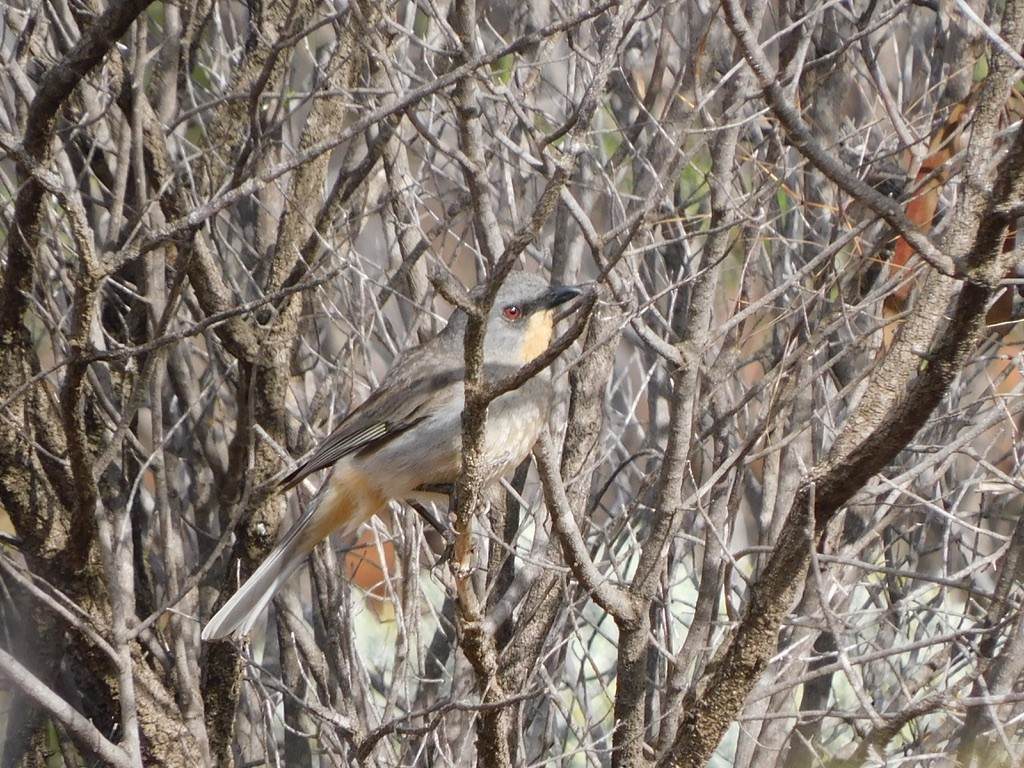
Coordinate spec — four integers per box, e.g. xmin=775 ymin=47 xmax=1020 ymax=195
xmin=202 ymin=272 xmax=581 ymax=639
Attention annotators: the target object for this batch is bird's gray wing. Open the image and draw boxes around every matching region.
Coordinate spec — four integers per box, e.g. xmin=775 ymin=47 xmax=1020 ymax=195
xmin=279 ymin=338 xmax=463 ymax=490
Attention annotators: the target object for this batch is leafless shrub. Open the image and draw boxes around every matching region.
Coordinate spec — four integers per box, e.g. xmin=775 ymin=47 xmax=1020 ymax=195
xmin=1 ymin=1 xmax=1023 ymax=766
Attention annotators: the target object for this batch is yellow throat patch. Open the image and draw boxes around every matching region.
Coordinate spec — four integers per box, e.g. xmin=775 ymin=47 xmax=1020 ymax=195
xmin=520 ymin=310 xmax=555 ymax=364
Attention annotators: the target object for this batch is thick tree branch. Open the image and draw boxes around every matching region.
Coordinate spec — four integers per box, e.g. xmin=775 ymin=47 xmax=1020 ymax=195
xmin=0 ymin=646 xmax=138 ymax=768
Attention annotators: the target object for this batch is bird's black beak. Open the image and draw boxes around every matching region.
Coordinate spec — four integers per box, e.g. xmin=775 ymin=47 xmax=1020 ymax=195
xmin=541 ymin=284 xmax=583 ymax=310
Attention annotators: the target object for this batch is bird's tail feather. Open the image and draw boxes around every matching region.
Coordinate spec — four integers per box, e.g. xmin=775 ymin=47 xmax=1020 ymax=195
xmin=202 ymin=478 xmax=376 ymax=640
xmin=201 ymin=529 xmax=313 ymax=640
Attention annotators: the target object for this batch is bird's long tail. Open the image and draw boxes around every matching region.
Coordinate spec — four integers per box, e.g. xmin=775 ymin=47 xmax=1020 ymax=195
xmin=200 ymin=525 xmax=313 ymax=640
xmin=202 ymin=479 xmax=377 ymax=640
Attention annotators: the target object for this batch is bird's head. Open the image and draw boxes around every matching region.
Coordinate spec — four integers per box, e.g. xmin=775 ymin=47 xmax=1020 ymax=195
xmin=483 ymin=272 xmax=582 ymax=366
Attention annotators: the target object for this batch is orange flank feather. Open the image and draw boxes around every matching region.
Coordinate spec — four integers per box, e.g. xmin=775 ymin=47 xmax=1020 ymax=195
xmin=302 ymin=467 xmax=387 ymax=553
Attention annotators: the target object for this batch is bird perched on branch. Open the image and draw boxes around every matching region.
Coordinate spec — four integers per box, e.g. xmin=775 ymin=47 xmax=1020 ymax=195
xmin=202 ymin=272 xmax=582 ymax=640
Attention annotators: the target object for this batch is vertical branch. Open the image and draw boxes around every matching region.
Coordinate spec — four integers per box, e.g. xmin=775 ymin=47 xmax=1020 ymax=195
xmin=450 ymin=0 xmax=505 ymax=267
xmin=446 ymin=279 xmax=511 ymax=768
xmin=614 ymin=42 xmax=752 ymax=764
xmin=148 ymin=269 xmax=210 ymax=759
xmin=60 ymin=173 xmax=149 ymax=766
xmin=956 ymin=509 xmax=1024 ymax=762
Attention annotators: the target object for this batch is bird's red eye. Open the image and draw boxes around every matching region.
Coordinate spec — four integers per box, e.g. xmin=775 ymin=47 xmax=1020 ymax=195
xmin=503 ymin=305 xmax=522 ymax=320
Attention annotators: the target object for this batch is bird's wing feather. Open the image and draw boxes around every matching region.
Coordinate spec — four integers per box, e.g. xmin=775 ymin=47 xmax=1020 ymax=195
xmin=279 ymin=339 xmax=463 ymax=489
